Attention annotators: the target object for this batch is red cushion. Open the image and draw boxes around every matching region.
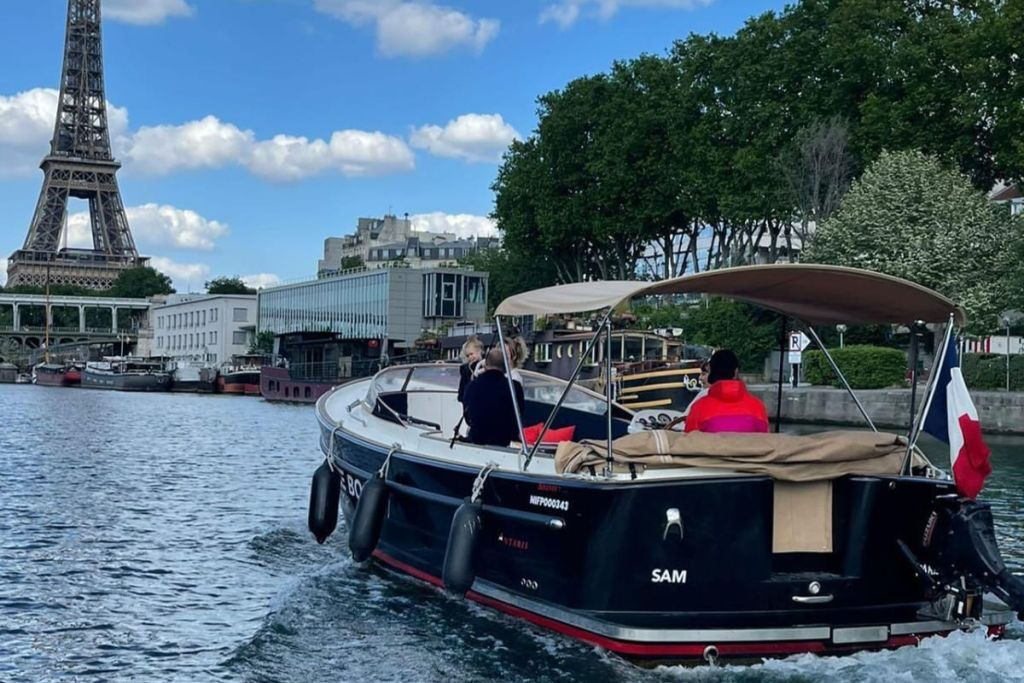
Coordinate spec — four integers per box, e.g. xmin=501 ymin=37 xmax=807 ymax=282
xmin=522 ymin=422 xmax=576 ymax=445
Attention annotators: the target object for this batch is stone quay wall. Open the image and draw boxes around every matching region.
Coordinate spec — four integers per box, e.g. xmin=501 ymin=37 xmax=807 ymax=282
xmin=749 ymin=386 xmax=1024 ymax=435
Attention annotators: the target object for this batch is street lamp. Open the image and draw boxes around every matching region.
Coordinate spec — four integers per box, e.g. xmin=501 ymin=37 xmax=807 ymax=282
xmin=836 ymin=324 xmax=847 ymax=349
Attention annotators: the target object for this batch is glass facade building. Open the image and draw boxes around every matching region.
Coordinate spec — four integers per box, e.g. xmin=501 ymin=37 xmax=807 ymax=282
xmin=257 ymin=267 xmax=488 ymax=348
xmin=259 ymin=270 xmax=389 ymax=338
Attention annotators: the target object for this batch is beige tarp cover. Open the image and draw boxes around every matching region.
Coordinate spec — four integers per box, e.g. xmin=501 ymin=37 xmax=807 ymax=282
xmin=556 ymin=430 xmax=921 ymax=553
xmin=495 ymin=263 xmax=964 ymax=325
xmin=554 ymin=429 xmax=915 ymax=480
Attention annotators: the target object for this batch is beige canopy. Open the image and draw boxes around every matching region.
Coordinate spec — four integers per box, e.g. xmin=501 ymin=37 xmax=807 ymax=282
xmin=495 ymin=264 xmax=964 ymax=325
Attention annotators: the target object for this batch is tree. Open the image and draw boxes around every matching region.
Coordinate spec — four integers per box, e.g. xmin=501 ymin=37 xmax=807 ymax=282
xmin=776 ymin=117 xmax=854 ymax=254
xmin=805 ymin=150 xmax=1024 ymax=331
xmin=249 ymin=330 xmax=274 ymax=354
xmin=340 ymin=255 xmax=364 ymax=270
xmin=683 ymin=299 xmax=779 ymax=373
xmin=108 ymin=266 xmax=175 ymax=298
xmin=206 ymin=276 xmax=256 ymax=295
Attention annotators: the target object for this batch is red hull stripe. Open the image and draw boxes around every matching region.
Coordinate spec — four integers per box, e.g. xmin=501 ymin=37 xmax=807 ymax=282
xmin=368 ymin=550 xmax=958 ymax=658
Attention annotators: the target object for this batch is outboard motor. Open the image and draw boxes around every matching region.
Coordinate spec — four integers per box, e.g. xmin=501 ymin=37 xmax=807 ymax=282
xmin=442 ymin=498 xmax=483 ymax=596
xmin=348 ymin=472 xmax=389 ymax=562
xmin=308 ymin=460 xmax=341 ymax=544
xmin=908 ymin=497 xmax=1024 ymax=621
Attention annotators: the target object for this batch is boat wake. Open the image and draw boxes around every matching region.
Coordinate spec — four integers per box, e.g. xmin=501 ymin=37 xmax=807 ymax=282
xmin=226 ymin=523 xmax=1024 ymax=682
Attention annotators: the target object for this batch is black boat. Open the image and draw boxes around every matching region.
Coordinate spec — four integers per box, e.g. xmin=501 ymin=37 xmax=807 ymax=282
xmin=83 ymin=357 xmax=171 ymax=392
xmin=309 ymin=264 xmax=1022 ymax=665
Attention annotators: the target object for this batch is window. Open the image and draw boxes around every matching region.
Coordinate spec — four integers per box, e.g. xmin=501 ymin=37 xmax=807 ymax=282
xmin=422 ymin=272 xmax=464 ymax=318
xmin=233 ymin=307 xmax=248 ymax=323
xmin=202 ymin=332 xmax=206 ymax=346
xmin=211 ymin=331 xmax=217 ymax=344
xmin=624 ymin=335 xmax=643 ymax=362
xmin=202 ymin=310 xmax=206 ymax=325
xmin=233 ymin=331 xmax=247 ymax=345
xmin=464 ymin=277 xmax=486 ymax=305
xmin=534 ymin=343 xmax=551 ymax=363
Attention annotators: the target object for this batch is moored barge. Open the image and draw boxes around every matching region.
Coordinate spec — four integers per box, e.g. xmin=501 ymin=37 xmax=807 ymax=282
xmin=83 ymin=357 xmax=171 ymax=392
xmin=33 ymin=362 xmax=83 ymax=387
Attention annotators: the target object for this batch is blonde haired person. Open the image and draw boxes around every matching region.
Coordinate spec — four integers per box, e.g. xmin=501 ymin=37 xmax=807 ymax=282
xmin=504 ymin=336 xmax=528 ymax=386
xmin=457 ymin=335 xmax=484 ymax=407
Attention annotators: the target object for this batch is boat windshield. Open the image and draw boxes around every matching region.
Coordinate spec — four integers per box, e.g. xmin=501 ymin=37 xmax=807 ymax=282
xmin=366 ymin=364 xmax=460 ymax=405
xmin=365 ymin=364 xmax=617 ymax=418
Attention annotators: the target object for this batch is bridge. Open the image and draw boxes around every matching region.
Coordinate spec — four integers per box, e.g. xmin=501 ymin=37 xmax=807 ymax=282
xmin=0 ymin=293 xmax=151 ymax=358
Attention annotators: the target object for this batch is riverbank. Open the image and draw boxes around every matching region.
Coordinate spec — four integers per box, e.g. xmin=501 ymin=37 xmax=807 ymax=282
xmin=750 ymin=385 xmax=1024 ymax=435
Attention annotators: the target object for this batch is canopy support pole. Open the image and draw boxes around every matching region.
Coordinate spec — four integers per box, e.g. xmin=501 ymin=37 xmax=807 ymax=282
xmin=902 ymin=314 xmax=955 ymax=474
xmin=775 ymin=316 xmax=787 ymax=433
xmin=495 ymin=320 xmax=527 ymax=464
xmin=907 ymin=324 xmax=922 ymax=438
xmin=605 ymin=316 xmax=614 ymax=477
xmin=523 ymin=309 xmax=614 ymax=470
xmin=805 ymin=326 xmax=878 ymax=432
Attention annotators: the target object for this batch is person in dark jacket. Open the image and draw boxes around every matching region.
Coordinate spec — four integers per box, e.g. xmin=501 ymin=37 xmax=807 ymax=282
xmin=463 ymin=347 xmax=526 ymax=447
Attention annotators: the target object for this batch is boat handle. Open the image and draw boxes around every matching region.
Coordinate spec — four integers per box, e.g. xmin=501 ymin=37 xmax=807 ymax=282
xmin=792 ymin=594 xmax=834 ymax=604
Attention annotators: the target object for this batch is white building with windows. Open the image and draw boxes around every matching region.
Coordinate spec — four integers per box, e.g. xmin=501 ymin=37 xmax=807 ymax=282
xmin=150 ymin=294 xmax=258 ymax=364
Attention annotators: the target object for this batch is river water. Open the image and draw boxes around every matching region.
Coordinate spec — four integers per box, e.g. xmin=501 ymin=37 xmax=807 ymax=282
xmin=1 ymin=385 xmax=1023 ymax=682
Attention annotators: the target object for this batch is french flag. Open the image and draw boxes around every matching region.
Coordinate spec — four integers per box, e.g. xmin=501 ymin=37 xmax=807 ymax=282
xmin=923 ymin=338 xmax=992 ymax=499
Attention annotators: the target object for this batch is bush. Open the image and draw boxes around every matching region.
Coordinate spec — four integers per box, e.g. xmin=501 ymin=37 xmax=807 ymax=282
xmin=803 ymin=345 xmax=906 ymax=389
xmin=961 ymin=353 xmax=1024 ymax=391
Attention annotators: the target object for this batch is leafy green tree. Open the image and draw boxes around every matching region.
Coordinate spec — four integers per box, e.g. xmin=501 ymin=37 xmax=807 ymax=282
xmin=684 ymin=299 xmax=779 ymax=373
xmin=108 ymin=266 xmax=175 ymax=298
xmin=2 ymin=283 xmax=99 ymax=297
xmin=249 ymin=330 xmax=274 ymax=354
xmin=340 ymin=255 xmax=365 ymax=270
xmin=805 ymin=150 xmax=1024 ymax=331
xmin=205 ymin=276 xmax=256 ymax=295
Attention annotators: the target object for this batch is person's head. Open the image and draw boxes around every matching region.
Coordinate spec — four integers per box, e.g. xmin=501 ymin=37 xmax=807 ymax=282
xmin=699 ymin=359 xmax=711 ymax=388
xmin=485 ymin=346 xmax=507 ymax=371
xmin=504 ymin=336 xmax=528 ymax=368
xmin=707 ymin=349 xmax=739 ymax=384
xmin=461 ymin=335 xmax=483 ymax=364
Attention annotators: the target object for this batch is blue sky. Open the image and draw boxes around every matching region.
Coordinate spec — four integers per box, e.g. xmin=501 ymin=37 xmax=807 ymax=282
xmin=0 ymin=0 xmax=786 ymax=290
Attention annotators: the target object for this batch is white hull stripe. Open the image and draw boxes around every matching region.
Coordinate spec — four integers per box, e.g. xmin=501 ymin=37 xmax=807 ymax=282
xmin=470 ymin=580 xmax=1013 ymax=644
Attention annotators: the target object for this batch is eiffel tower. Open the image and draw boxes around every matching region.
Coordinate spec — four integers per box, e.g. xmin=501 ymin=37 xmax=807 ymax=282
xmin=6 ymin=0 xmax=146 ymax=290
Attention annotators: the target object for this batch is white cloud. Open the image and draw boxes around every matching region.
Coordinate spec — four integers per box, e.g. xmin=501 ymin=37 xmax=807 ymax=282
xmin=121 ymin=116 xmax=255 ymax=175
xmin=410 ymin=113 xmax=519 ymax=163
xmin=241 ymin=273 xmax=282 ymax=290
xmin=67 ymin=204 xmax=229 ymax=251
xmin=121 ymin=116 xmax=413 ymax=180
xmin=313 ymin=0 xmax=499 ymax=57
xmin=0 ymin=88 xmax=128 ymax=177
xmin=410 ymin=212 xmax=497 ymax=239
xmin=149 ymin=256 xmax=210 ymax=291
xmin=540 ymin=0 xmax=713 ymax=28
xmin=104 ymin=0 xmax=195 ymax=25
xmin=0 ymin=258 xmax=7 ymax=286
xmin=1 ymin=89 xmax=413 ymax=181
xmin=248 ymin=130 xmax=414 ymax=181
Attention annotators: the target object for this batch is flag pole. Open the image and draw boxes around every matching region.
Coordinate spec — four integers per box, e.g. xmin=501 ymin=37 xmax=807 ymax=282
xmin=902 ymin=313 xmax=955 ymax=473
